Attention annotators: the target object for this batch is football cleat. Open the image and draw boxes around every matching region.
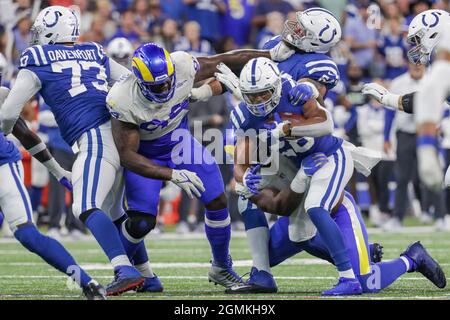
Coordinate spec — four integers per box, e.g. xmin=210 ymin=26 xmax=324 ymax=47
xmin=369 ymin=242 xmax=383 ymax=263
xmin=106 ymin=265 xmax=144 ymax=296
xmin=225 ymin=267 xmax=278 ymax=294
xmin=136 ymin=274 xmax=164 ymax=293
xmin=208 ymin=256 xmax=244 ymax=288
xmin=82 ymin=280 xmax=107 ymax=300
xmin=401 ymin=241 xmax=446 ymax=289
xmin=321 ymin=277 xmax=363 ymax=296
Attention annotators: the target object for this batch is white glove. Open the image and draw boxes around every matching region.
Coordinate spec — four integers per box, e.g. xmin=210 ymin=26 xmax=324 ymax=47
xmin=214 ymin=63 xmax=243 ymax=101
xmin=290 ymin=168 xmax=309 ymax=194
xmin=269 ymin=41 xmax=295 ymax=62
xmin=0 ymin=86 xmax=10 ymax=107
xmin=417 ymin=146 xmax=443 ymax=192
xmin=234 ymin=182 xmax=254 ymax=199
xmin=171 ymin=169 xmax=206 ymax=199
xmin=361 ymin=83 xmax=400 ymax=110
xmin=190 ymin=84 xmax=213 ymax=102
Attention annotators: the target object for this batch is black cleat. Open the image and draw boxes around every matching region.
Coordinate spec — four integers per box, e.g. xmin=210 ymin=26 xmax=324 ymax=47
xmin=370 ymin=243 xmax=383 ymax=263
xmin=401 ymin=241 xmax=446 ymax=289
xmin=82 ymin=281 xmax=107 ymax=300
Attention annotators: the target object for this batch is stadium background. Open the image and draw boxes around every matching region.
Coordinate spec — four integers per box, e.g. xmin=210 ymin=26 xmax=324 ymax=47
xmin=0 ymin=0 xmax=449 ymax=300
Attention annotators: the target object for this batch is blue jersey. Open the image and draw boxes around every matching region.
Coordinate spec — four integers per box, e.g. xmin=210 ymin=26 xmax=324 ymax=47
xmin=19 ymin=42 xmax=111 ymax=146
xmin=0 ymin=132 xmax=21 ymax=166
xmin=229 ymin=75 xmax=342 ymax=168
xmin=263 ymin=36 xmax=340 ymax=91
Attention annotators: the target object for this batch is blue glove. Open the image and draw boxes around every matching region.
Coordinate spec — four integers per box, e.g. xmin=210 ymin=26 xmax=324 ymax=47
xmin=243 ymin=164 xmax=262 ymax=195
xmin=59 ymin=177 xmax=73 ymax=192
xmin=302 ymin=153 xmax=328 ymax=176
xmin=289 ymin=83 xmax=314 ymax=106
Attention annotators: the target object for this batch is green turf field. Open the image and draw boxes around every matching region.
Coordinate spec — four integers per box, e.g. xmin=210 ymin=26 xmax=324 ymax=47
xmin=0 ymin=228 xmax=449 ymax=300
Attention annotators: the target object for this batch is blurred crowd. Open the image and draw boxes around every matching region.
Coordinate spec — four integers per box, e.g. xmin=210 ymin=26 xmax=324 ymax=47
xmin=1 ymin=0 xmax=450 ymax=239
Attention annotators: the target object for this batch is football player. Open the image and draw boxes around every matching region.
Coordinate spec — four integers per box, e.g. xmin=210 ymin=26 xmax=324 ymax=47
xmin=220 ymin=56 xmax=363 ymax=295
xmin=234 ymin=153 xmax=447 ymax=295
xmin=0 ymin=89 xmax=106 ymax=299
xmin=106 ymin=40 xmax=295 ymax=289
xmin=362 ymin=9 xmax=450 ymax=191
xmin=0 ymin=5 xmax=145 ymax=295
xmin=219 ymin=8 xmax=364 ymax=295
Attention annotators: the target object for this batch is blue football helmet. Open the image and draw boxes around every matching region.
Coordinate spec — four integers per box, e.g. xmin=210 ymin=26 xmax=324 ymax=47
xmin=132 ymin=43 xmax=176 ymax=103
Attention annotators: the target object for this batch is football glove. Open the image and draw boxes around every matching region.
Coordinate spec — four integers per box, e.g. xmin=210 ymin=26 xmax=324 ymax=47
xmin=171 ymin=169 xmax=205 ymax=199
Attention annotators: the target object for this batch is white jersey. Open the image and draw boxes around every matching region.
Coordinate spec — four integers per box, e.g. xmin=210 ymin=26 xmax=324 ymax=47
xmin=106 ymin=51 xmax=199 ymax=141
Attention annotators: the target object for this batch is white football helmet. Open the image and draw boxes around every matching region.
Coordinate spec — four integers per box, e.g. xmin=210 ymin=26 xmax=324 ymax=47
xmin=239 ymin=57 xmax=282 ymax=117
xmin=30 ymin=5 xmax=80 ymax=45
xmin=407 ymin=9 xmax=450 ymax=65
xmin=106 ymin=37 xmax=134 ymax=67
xmin=282 ymin=7 xmax=342 ymax=54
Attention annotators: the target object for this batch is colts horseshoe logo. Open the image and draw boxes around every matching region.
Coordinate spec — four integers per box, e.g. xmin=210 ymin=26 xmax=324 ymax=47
xmin=421 ymin=12 xmax=440 ymax=28
xmin=318 ymin=24 xmax=337 ymax=44
xmin=43 ymin=10 xmax=63 ymax=28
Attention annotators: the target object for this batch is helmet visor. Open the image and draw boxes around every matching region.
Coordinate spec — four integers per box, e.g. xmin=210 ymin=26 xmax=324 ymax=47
xmin=242 ymin=87 xmax=276 ymax=116
xmin=282 ymin=20 xmax=307 ymax=48
xmin=139 ymin=75 xmax=176 ymax=103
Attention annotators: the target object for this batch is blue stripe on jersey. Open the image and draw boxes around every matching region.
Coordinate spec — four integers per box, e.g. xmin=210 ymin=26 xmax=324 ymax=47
xmin=320 ymin=152 xmax=339 ymax=209
xmin=82 ymin=131 xmax=94 ymax=213
xmin=251 ymin=59 xmax=257 ymax=85
xmin=90 ymin=128 xmax=103 ymax=209
xmin=327 ymin=147 xmax=346 ymax=211
xmin=9 ymin=162 xmax=32 ymax=221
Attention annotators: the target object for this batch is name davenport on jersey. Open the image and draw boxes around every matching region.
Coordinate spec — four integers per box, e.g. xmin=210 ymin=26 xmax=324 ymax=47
xmin=106 ymin=51 xmax=200 ymax=141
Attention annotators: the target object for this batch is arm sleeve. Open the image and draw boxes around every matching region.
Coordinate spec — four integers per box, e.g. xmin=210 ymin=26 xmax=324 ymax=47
xmin=384 ymin=108 xmax=395 ymax=142
xmin=108 ymin=58 xmax=132 ymax=86
xmin=414 ymin=60 xmax=450 ymax=125
xmin=290 ymin=106 xmax=335 ymax=137
xmin=0 ymin=69 xmax=41 ymax=134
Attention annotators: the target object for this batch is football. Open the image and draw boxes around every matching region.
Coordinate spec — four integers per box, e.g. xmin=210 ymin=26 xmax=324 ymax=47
xmin=266 ymin=111 xmax=306 ymax=126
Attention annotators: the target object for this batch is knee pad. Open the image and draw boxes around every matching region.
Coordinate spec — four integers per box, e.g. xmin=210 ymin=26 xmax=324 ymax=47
xmin=14 ymin=223 xmax=44 ymax=254
xmin=124 ymin=211 xmax=156 ymax=239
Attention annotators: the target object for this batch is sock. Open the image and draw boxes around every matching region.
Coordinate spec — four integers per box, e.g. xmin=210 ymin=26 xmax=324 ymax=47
xmin=246 ymin=227 xmax=271 ymax=273
xmin=132 ymin=240 xmax=149 ymax=265
xmin=14 ymin=224 xmax=92 ymax=287
xmin=204 ymin=208 xmax=231 ymax=264
xmin=360 ymin=258 xmax=411 ymax=293
xmin=308 ymin=207 xmax=353 ymax=275
xmin=135 ymin=262 xmax=154 ymax=278
xmin=28 ymin=187 xmax=43 ymax=212
xmin=241 ymin=205 xmax=271 ymax=272
xmin=118 ymin=220 xmax=143 ymax=260
xmin=83 ymin=209 xmax=130 ymax=266
xmin=400 ymin=255 xmax=416 ymax=271
xmin=339 ymin=269 xmax=356 ymax=279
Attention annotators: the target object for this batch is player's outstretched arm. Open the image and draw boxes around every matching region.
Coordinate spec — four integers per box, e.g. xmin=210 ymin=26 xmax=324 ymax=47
xmin=195 ymin=42 xmax=294 ymax=83
xmin=0 ymin=70 xmax=41 ymax=134
xmin=12 ymin=117 xmax=72 ymax=190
